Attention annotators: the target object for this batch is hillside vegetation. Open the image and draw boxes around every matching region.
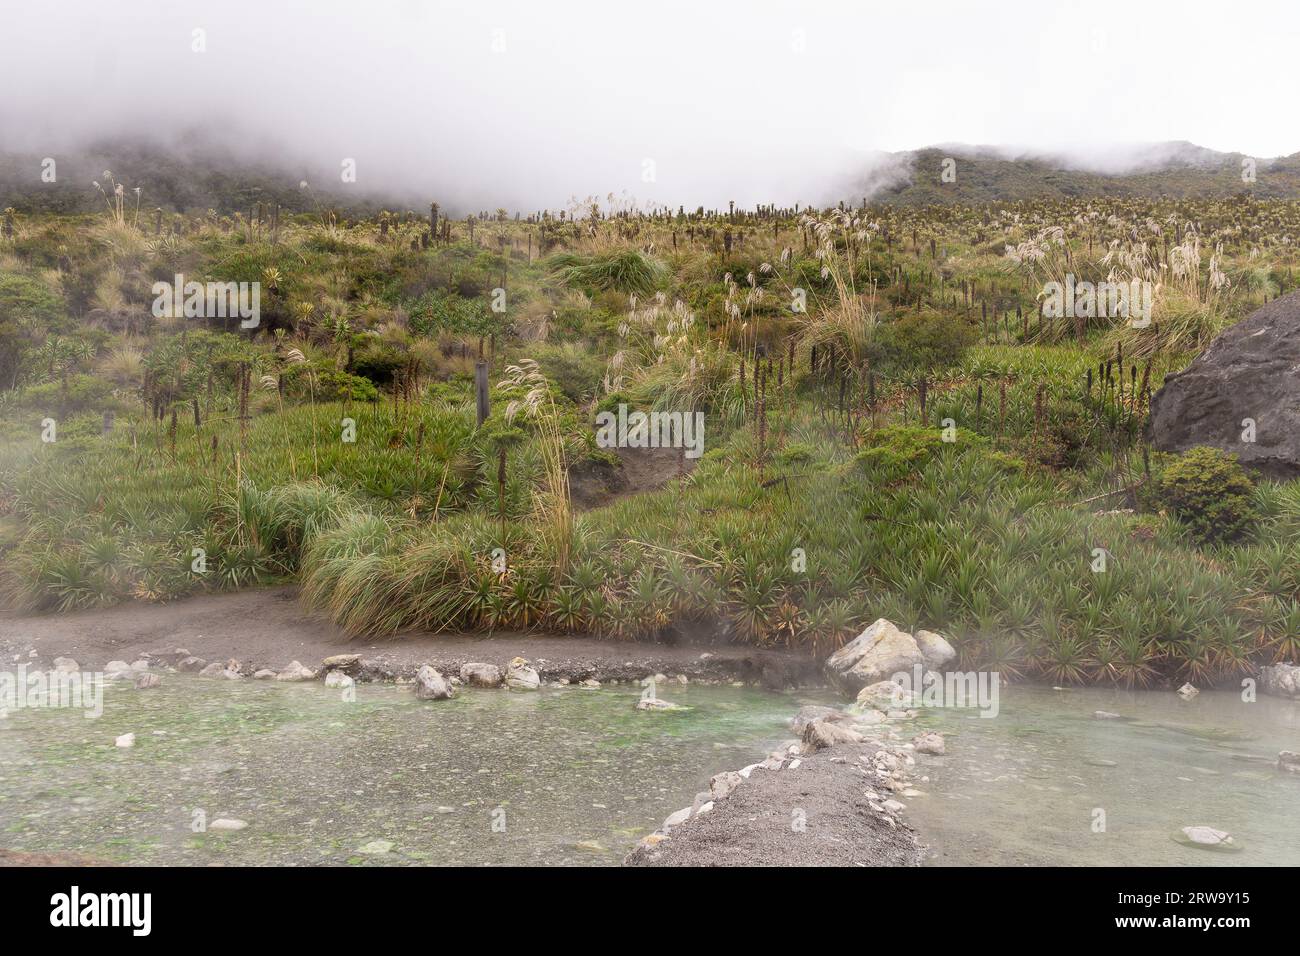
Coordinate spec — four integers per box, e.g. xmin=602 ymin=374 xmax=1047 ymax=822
xmin=2 ymin=180 xmax=1299 ymax=688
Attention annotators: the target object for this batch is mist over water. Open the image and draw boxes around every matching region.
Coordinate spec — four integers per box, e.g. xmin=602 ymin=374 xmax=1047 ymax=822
xmin=3 ymin=0 xmax=1298 ymax=212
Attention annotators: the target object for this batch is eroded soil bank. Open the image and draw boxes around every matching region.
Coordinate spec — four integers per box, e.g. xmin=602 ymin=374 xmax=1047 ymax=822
xmin=0 ymin=586 xmax=818 ymax=688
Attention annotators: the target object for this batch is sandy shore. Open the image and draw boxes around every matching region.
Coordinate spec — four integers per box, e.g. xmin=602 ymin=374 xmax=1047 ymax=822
xmin=0 ymin=586 xmax=819 ymax=687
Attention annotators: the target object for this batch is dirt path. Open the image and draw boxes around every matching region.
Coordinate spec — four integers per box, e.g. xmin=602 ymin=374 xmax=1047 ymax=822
xmin=0 ymin=586 xmax=819 ymax=686
xmin=624 ymin=741 xmax=924 ymax=867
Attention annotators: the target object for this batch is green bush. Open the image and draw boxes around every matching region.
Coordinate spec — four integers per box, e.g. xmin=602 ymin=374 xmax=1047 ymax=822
xmin=350 ymin=345 xmax=407 ymax=387
xmin=855 ymin=424 xmax=946 ymax=483
xmin=408 ymin=292 xmax=496 ymax=337
xmin=873 ymin=311 xmax=977 ymax=376
xmin=533 ymin=342 xmax=605 ymax=402
xmin=284 ymin=366 xmax=379 ymax=403
xmin=1155 ymin=446 xmax=1257 ymax=544
xmin=548 ymin=250 xmax=664 ymax=296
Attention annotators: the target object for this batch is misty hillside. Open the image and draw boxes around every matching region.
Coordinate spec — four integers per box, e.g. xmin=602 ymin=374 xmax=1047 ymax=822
xmin=4 ymin=135 xmax=1299 ymax=216
xmin=865 ymin=144 xmax=1300 ymax=206
xmin=0 ymin=136 xmax=395 ymax=218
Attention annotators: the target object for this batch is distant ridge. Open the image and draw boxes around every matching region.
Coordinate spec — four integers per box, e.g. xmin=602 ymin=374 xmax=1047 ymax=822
xmin=3 ymin=134 xmax=1299 ymax=216
xmin=851 ymin=143 xmax=1300 ymax=206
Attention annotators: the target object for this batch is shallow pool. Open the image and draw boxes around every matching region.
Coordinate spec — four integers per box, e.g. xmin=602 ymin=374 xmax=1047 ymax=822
xmin=906 ymin=685 xmax=1300 ymax=866
xmin=0 ymin=676 xmax=822 ymax=866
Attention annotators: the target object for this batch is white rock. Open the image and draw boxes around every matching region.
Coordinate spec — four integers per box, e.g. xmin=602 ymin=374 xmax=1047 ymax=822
xmin=1180 ymin=826 xmax=1232 ymax=846
xmin=114 ymin=733 xmax=135 ymax=748
xmin=663 ymin=807 xmax=691 ymax=828
xmin=1094 ymin=710 xmax=1122 ymax=719
xmin=275 ymin=660 xmax=316 ymax=682
xmin=253 ymin=669 xmax=277 ymax=680
xmin=324 ymin=670 xmax=354 ymax=689
xmin=1177 ymin=683 xmax=1199 ymax=700
xmin=52 ymin=657 xmax=79 ymax=674
xmin=357 ymin=839 xmax=394 ymax=854
xmin=209 ymin=818 xmax=249 ymax=832
xmin=914 ymin=630 xmax=957 ymax=668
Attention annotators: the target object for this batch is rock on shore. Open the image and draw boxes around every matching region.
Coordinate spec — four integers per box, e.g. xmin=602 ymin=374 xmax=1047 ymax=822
xmin=414 ymin=665 xmax=455 ymax=700
xmin=825 ymin=619 xmax=956 ymax=695
xmin=1260 ymin=663 xmax=1299 ymax=699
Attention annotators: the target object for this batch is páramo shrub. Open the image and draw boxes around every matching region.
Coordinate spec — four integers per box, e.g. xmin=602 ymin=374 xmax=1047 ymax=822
xmin=1153 ymin=446 xmax=1257 ymax=544
xmin=350 ymin=346 xmax=407 ymax=387
xmin=855 ymin=424 xmax=946 ymax=483
xmin=872 ymin=311 xmax=977 ymax=376
xmin=1024 ymin=399 xmax=1091 ymax=470
xmin=284 ymin=366 xmax=379 ymax=403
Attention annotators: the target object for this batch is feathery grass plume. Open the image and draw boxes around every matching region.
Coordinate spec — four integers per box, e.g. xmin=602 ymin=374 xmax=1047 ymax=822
xmin=500 ymin=358 xmax=573 ymax=572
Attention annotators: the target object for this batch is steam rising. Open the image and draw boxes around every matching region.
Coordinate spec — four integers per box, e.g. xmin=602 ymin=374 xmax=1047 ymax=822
xmin=1 ymin=0 xmax=1296 ymax=212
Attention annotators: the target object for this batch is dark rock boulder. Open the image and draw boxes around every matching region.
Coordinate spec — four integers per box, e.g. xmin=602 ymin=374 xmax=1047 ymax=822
xmin=1149 ymin=293 xmax=1300 ymax=476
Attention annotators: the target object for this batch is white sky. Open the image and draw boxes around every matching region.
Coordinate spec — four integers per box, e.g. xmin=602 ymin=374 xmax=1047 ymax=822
xmin=2 ymin=0 xmax=1298 ymax=209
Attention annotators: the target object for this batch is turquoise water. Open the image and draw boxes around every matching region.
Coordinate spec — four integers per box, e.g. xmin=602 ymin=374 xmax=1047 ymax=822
xmin=4 ymin=675 xmax=1296 ymax=866
xmin=0 ymin=676 xmax=820 ymax=866
xmin=906 ymin=686 xmax=1300 ymax=866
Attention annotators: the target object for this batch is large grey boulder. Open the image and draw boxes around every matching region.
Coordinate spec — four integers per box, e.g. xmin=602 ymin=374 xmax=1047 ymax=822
xmin=1260 ymin=663 xmax=1299 ymax=699
xmin=1149 ymin=293 xmax=1300 ymax=476
xmin=801 ymin=717 xmax=865 ymax=752
xmin=825 ymin=619 xmax=925 ymax=694
xmin=414 ymin=665 xmax=455 ymax=700
xmin=788 ymin=705 xmax=847 ymax=734
xmin=505 ymin=657 xmax=540 ymax=691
